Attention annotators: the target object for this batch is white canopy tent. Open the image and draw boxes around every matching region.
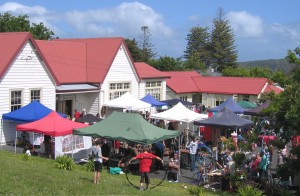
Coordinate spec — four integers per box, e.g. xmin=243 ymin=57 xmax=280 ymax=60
xmin=150 ymin=102 xmax=208 ymax=170
xmin=150 ymin=102 xmax=208 ymax=123
xmin=103 ymin=92 xmax=151 ymax=110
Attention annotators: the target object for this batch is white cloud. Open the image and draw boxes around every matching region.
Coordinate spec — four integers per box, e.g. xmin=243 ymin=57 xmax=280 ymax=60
xmin=227 ymin=11 xmax=264 ymax=38
xmin=0 ymin=2 xmax=47 ymax=15
xmin=64 ymin=2 xmax=172 ymax=38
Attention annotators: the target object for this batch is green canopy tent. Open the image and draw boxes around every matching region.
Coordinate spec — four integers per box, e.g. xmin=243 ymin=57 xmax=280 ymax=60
xmin=238 ymin=100 xmax=257 ymax=109
xmin=73 ymin=111 xmax=180 ymax=145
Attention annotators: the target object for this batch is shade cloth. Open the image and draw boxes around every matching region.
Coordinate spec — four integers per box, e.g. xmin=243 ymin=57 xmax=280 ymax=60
xmin=194 ymin=107 xmax=255 ymax=128
xmin=208 ymin=97 xmax=246 ymax=114
xmin=161 ymin=98 xmax=195 ymax=106
xmin=102 ymin=92 xmax=151 ymax=110
xmin=16 ymin=111 xmax=88 ymax=136
xmin=73 ymin=111 xmax=179 ymax=145
xmin=2 ymin=100 xmax=66 ymax=122
xmin=238 ymin=101 xmax=257 ymax=109
xmin=77 ymin=114 xmax=102 ymax=123
xmin=150 ymin=102 xmax=208 ymax=123
xmin=140 ymin=94 xmax=167 ymax=107
xmin=243 ymin=101 xmax=270 ymax=116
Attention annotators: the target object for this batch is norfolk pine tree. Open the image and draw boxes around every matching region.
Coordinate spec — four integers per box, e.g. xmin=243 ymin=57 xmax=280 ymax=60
xmin=210 ymin=8 xmax=237 ymax=72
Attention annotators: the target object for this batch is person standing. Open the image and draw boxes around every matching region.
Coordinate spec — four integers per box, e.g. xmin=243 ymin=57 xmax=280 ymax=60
xmin=129 ymin=146 xmax=163 ymax=191
xmin=91 ymin=140 xmax=109 ymax=184
xmin=154 ymin=141 xmax=165 ymax=170
xmin=167 ymin=152 xmax=180 ymax=182
xmin=186 ymin=136 xmax=198 ymax=172
xmin=74 ymin=109 xmax=81 ymax=122
xmin=258 ymin=151 xmax=267 ymax=181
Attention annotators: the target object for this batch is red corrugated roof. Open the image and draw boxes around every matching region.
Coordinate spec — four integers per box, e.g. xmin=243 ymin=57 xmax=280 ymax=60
xmin=163 ymin=71 xmax=201 ymax=93
xmin=192 ymin=76 xmax=268 ymax=95
xmin=54 ymin=37 xmax=125 ymax=83
xmin=36 ymin=40 xmax=87 ymax=84
xmin=263 ymin=84 xmax=283 ymax=94
xmin=0 ymin=32 xmax=59 ymax=85
xmin=135 ymin=62 xmax=170 ymax=79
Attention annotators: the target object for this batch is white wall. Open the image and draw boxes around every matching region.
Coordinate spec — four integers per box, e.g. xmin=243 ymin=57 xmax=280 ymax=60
xmin=100 ymin=44 xmax=139 ymax=106
xmin=0 ymin=41 xmax=56 ymax=144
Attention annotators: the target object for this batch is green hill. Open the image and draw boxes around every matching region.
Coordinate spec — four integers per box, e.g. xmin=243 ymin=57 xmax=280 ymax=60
xmin=238 ymin=59 xmax=295 ymax=73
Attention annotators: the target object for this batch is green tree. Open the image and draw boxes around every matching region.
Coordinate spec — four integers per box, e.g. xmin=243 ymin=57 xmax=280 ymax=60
xmin=183 ymin=53 xmax=206 ymax=71
xmin=125 ymin=38 xmax=144 ymax=62
xmin=0 ymin=12 xmax=56 ymax=40
xmin=210 ymin=8 xmax=237 ymax=72
xmin=139 ymin=26 xmax=156 ymax=61
xmin=264 ymin=47 xmax=300 ymax=141
xmin=222 ymin=67 xmax=250 ymax=77
xmin=184 ymin=26 xmax=211 ymax=69
xmin=148 ymin=56 xmax=183 ymax=71
xmin=30 ymin=22 xmax=55 ymax=40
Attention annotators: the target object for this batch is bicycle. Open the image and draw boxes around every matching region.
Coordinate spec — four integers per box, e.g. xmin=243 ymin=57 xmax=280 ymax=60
xmin=192 ymin=153 xmax=217 ymax=185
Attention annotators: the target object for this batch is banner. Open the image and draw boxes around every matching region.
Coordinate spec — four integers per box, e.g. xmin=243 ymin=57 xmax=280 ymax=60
xmin=55 ymin=135 xmax=92 ymax=158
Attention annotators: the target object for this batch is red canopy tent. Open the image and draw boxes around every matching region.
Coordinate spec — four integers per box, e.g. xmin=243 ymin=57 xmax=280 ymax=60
xmin=16 ymin=111 xmax=88 ymax=136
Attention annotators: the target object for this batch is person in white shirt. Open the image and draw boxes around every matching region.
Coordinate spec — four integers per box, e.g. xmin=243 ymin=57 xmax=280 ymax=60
xmin=186 ymin=136 xmax=198 ymax=171
xmin=91 ymin=140 xmax=109 ymax=184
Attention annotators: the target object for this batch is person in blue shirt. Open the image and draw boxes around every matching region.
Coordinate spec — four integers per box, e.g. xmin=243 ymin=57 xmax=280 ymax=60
xmin=154 ymin=141 xmax=165 ymax=170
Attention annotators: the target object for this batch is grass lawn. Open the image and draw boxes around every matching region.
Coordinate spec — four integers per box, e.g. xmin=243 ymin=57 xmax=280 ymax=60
xmin=0 ymin=151 xmax=232 ymax=195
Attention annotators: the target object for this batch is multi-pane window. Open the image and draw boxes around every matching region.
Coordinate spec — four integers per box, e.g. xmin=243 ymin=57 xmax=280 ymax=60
xmin=10 ymin=90 xmax=22 ymax=111
xmin=180 ymin=96 xmax=188 ymax=101
xmin=109 ymin=82 xmax=130 ymax=100
xmin=145 ymin=81 xmax=162 ymax=100
xmin=31 ymin=90 xmax=41 ymax=102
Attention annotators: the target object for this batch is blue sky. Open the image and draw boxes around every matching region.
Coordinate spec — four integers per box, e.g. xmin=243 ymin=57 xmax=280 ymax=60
xmin=1 ymin=1 xmax=299 ymax=62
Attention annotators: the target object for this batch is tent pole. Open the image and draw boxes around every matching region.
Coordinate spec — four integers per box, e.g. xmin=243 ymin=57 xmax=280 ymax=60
xmin=71 ymin=135 xmax=74 ymax=159
xmin=15 ymin=130 xmax=17 ymax=153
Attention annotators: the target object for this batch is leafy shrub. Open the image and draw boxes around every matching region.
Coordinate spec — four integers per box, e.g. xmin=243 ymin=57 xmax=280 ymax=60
xmin=237 ymin=185 xmax=263 ymax=196
xmin=85 ymin=159 xmax=94 ymax=172
xmin=54 ymin=155 xmax=75 ymax=171
xmin=232 ymin=152 xmax=246 ymax=169
xmin=188 ymin=186 xmax=204 ymax=196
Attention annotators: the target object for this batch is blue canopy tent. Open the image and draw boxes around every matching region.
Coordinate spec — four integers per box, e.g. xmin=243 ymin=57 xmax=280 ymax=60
xmin=208 ymin=97 xmax=246 ymax=114
xmin=2 ymin=100 xmax=66 ymax=152
xmin=140 ymin=94 xmax=167 ymax=107
xmin=2 ymin=100 xmax=66 ymax=122
xmin=161 ymin=98 xmax=195 ymax=106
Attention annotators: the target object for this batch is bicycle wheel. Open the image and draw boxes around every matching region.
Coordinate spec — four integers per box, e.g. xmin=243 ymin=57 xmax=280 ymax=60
xmin=202 ymin=156 xmax=212 ymax=167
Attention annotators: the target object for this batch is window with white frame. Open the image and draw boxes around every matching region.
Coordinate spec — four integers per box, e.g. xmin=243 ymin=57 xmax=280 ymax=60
xmin=145 ymin=81 xmax=162 ymax=100
xmin=31 ymin=89 xmax=41 ymax=102
xmin=179 ymin=96 xmax=188 ymax=101
xmin=109 ymin=82 xmax=130 ymax=100
xmin=10 ymin=90 xmax=22 ymax=111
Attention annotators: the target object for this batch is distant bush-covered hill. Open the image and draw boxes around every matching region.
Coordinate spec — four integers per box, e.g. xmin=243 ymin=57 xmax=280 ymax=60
xmin=238 ymin=59 xmax=295 ymax=73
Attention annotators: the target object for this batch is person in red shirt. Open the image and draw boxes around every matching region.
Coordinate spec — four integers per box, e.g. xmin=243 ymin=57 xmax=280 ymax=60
xmin=129 ymin=146 xmax=163 ymax=190
xmin=74 ymin=109 xmax=81 ymax=122
xmin=114 ymin=140 xmax=121 ymax=154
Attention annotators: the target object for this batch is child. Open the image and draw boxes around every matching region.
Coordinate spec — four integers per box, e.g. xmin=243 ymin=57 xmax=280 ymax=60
xmin=129 ymin=146 xmax=163 ymax=190
xmin=167 ymin=152 xmax=180 ymax=182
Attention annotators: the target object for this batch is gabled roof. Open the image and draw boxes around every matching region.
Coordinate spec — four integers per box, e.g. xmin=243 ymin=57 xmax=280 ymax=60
xmin=0 ymin=32 xmax=58 ymax=83
xmin=0 ymin=32 xmax=59 ymax=84
xmin=192 ymin=76 xmax=268 ymax=95
xmin=36 ymin=40 xmax=87 ymax=84
xmin=263 ymin=84 xmax=283 ymax=94
xmin=135 ymin=62 xmax=170 ymax=79
xmin=53 ymin=37 xmax=131 ymax=83
xmin=163 ymin=71 xmax=201 ymax=93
